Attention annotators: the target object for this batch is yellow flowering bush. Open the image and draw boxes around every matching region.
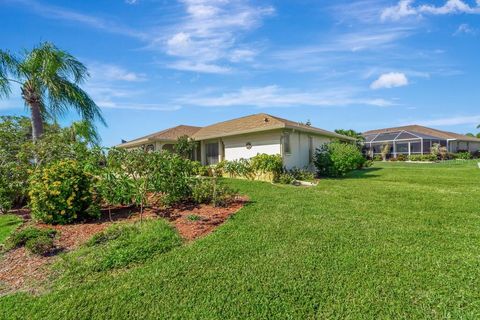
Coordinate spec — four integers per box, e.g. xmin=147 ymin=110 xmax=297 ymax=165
xmin=29 ymin=159 xmax=100 ymax=224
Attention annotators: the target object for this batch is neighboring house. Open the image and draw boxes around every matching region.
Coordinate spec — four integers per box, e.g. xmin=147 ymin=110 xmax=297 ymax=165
xmin=363 ymin=125 xmax=480 ymax=157
xmin=117 ymin=125 xmax=202 ymax=156
xmin=118 ymin=113 xmax=354 ymax=170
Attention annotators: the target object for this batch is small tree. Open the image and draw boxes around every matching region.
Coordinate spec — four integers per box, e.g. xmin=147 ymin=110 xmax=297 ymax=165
xmin=174 ymin=135 xmax=196 ymax=159
xmin=107 ymin=148 xmax=151 ymax=222
xmin=381 ymin=144 xmax=390 ymax=161
xmin=98 ymin=168 xmax=134 ymax=221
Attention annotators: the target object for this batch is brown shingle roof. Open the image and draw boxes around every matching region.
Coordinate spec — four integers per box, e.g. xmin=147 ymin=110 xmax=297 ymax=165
xmin=118 ymin=125 xmax=201 ymax=148
xmin=192 ymin=113 xmax=355 ymax=141
xmin=363 ymin=125 xmax=480 ymax=142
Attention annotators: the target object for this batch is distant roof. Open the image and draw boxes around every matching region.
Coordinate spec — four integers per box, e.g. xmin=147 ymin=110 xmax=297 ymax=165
xmin=192 ymin=113 xmax=355 ymax=141
xmin=118 ymin=125 xmax=201 ymax=148
xmin=363 ymin=125 xmax=480 ymax=143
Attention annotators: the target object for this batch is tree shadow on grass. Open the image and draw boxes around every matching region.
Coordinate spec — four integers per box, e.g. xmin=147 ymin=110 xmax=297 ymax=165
xmin=346 ymin=167 xmax=383 ymax=179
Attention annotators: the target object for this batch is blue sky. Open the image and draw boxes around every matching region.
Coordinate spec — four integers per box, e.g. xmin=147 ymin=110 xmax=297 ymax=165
xmin=1 ymin=0 xmax=480 ymax=146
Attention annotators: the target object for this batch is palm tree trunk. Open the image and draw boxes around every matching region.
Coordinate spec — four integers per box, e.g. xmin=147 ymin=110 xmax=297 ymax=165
xmin=29 ymin=101 xmax=44 ymax=141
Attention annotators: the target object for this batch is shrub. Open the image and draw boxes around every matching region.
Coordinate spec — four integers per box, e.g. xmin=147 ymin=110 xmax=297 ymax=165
xmin=148 ymin=152 xmax=196 ymax=205
xmin=29 ymin=160 xmax=100 ymax=224
xmin=278 ymin=172 xmax=295 ymax=185
xmin=250 ymin=154 xmax=283 ymax=178
xmin=456 ymin=151 xmax=472 ymax=160
xmin=373 ymin=155 xmax=382 ymax=161
xmin=192 ymin=161 xmax=210 ymax=176
xmin=314 ymin=142 xmax=365 ymax=177
xmin=5 ymin=226 xmax=56 ymax=255
xmin=26 ymin=235 xmax=55 ymax=255
xmin=190 ymin=178 xmax=237 ymax=207
xmin=221 ymin=154 xmax=283 ymax=182
xmin=287 ymin=167 xmax=315 ymax=181
xmin=58 ymin=220 xmax=181 ymax=277
xmin=187 ymin=214 xmax=201 ymax=221
xmin=174 ymin=135 xmax=196 ymax=159
xmin=222 ymin=158 xmax=253 ymax=179
xmin=408 ymin=154 xmax=437 ymax=162
xmin=396 ymin=154 xmax=407 ymax=161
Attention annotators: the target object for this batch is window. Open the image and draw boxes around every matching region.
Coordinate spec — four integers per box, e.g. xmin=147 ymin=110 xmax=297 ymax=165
xmin=396 ymin=143 xmax=408 ymax=153
xmin=411 ymin=142 xmax=421 ymax=153
xmin=308 ymin=136 xmax=313 ymax=162
xmin=145 ymin=144 xmax=155 ymax=152
xmin=283 ymin=132 xmax=291 ymax=154
xmin=206 ymin=142 xmax=219 ymax=165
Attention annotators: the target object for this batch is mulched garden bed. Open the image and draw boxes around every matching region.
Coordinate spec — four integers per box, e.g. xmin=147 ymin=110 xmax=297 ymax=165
xmin=0 ymin=196 xmax=247 ymax=295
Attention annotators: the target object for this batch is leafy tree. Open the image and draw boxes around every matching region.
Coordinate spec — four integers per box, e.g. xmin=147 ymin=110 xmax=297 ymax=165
xmin=477 ymin=133 xmax=480 ymax=139
xmin=67 ymin=120 xmax=101 ymax=147
xmin=0 ymin=116 xmax=32 ymax=212
xmin=174 ymin=135 xmax=196 ymax=159
xmin=334 ymin=129 xmax=365 ymax=150
xmin=466 ymin=133 xmax=475 ymax=137
xmin=0 ymin=42 xmax=105 ymax=141
xmin=334 ymin=129 xmax=365 ymax=142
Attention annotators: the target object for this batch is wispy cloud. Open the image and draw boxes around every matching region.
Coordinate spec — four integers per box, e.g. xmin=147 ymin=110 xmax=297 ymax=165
xmin=4 ymin=0 xmax=147 ymax=39
xmin=370 ymin=72 xmax=409 ymax=89
xmin=88 ymin=63 xmax=147 ymax=82
xmin=176 ymin=85 xmax=395 ymax=108
xmin=98 ymin=101 xmax=181 ymax=112
xmin=454 ymin=23 xmax=478 ymax=36
xmin=381 ymin=0 xmax=480 ymax=21
xmin=159 ymin=0 xmax=274 ymax=73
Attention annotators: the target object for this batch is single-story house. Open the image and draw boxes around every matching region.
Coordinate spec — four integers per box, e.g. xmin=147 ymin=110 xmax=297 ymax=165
xmin=363 ymin=124 xmax=480 ymax=157
xmin=118 ymin=113 xmax=354 ymax=170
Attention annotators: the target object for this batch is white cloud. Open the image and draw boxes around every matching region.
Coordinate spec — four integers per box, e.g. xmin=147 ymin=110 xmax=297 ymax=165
xmin=161 ymin=0 xmax=274 ymax=73
xmin=382 ymin=0 xmax=480 ymax=21
xmin=454 ymin=23 xmax=477 ymax=35
xmin=381 ymin=0 xmax=418 ymax=21
xmin=167 ymin=61 xmax=231 ymax=74
xmin=370 ymin=72 xmax=409 ymax=89
xmin=414 ymin=115 xmax=480 ymax=126
xmin=176 ymin=85 xmax=395 ymax=108
xmin=89 ymin=63 xmax=147 ymax=82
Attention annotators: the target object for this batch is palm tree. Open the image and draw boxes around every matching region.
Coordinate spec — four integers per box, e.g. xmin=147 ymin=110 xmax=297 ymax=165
xmin=0 ymin=42 xmax=105 ymax=141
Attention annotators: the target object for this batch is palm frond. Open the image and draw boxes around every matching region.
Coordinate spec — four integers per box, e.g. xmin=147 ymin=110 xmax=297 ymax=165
xmin=0 ymin=50 xmax=20 ymax=98
xmin=47 ymin=76 xmax=106 ymax=127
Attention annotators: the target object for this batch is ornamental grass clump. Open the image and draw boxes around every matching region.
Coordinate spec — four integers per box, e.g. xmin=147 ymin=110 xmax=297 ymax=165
xmin=5 ymin=226 xmax=57 ymax=255
xmin=28 ymin=159 xmax=100 ymax=224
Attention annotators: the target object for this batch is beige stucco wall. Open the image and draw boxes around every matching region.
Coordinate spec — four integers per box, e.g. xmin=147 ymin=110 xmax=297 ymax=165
xmin=222 ymin=130 xmax=282 ymax=161
xmin=282 ymin=130 xmax=332 ymax=170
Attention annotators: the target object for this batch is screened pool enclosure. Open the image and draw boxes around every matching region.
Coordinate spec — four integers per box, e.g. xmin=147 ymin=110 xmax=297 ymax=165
xmin=364 ymin=130 xmax=448 ymax=158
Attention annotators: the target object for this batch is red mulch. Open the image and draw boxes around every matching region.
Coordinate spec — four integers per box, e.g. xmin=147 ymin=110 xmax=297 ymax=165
xmin=0 ymin=197 xmax=247 ymax=295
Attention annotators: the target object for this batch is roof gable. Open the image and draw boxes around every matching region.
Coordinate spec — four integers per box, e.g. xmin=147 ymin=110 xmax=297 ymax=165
xmin=192 ymin=113 xmax=354 ymax=141
xmin=118 ymin=125 xmax=201 ymax=147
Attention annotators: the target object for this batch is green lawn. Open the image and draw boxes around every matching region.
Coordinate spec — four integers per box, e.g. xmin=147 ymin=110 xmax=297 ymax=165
xmin=2 ymin=161 xmax=480 ymax=319
xmin=0 ymin=215 xmax=22 ymax=245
